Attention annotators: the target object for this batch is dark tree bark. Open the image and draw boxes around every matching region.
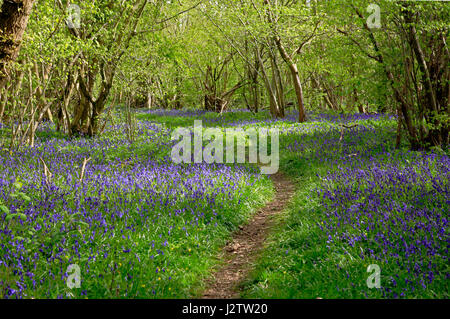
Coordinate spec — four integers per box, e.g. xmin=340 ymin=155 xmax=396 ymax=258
xmin=0 ymin=0 xmax=35 ymax=91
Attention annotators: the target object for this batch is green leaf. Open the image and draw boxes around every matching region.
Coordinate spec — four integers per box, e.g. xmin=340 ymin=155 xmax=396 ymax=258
xmin=76 ymin=221 xmax=89 ymax=227
xmin=5 ymin=213 xmax=26 ymax=222
xmin=0 ymin=205 xmax=10 ymax=215
xmin=13 ymin=181 xmax=23 ymax=190
xmin=18 ymin=192 xmax=31 ymax=202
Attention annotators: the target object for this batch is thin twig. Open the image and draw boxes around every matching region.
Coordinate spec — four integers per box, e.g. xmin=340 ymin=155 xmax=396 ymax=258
xmin=79 ymin=157 xmax=92 ymax=184
xmin=39 ymin=157 xmax=53 ymax=186
xmin=339 ymin=124 xmax=360 ymax=143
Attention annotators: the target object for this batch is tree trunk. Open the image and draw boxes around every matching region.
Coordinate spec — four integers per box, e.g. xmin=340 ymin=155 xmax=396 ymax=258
xmin=353 ymin=88 xmax=365 ymax=113
xmin=274 ymin=37 xmax=306 ymax=122
xmin=0 ymin=0 xmax=35 ymax=91
xmin=290 ymin=63 xmax=306 ymax=122
xmin=352 ymin=5 xmax=420 ymax=149
xmin=257 ymin=47 xmax=280 ymax=118
xmin=144 ymin=92 xmax=153 ymax=109
xmin=270 ymin=50 xmax=285 ymax=117
xmin=246 ymin=48 xmax=260 ymax=113
xmin=404 ymin=7 xmax=444 ymax=148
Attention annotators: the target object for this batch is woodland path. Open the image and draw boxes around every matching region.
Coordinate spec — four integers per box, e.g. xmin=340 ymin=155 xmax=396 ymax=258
xmin=202 ymin=172 xmax=296 ymax=299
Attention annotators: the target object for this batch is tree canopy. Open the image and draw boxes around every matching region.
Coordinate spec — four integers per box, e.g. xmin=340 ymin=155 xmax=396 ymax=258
xmin=0 ymin=0 xmax=448 ymax=150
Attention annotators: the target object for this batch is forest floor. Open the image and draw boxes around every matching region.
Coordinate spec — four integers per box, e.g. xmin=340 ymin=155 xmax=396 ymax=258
xmin=202 ymin=172 xmax=296 ymax=299
xmin=1 ymin=109 xmax=448 ymax=299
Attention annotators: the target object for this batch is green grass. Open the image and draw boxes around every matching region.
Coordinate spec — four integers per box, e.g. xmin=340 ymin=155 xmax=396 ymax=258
xmin=0 ymin=112 xmax=276 ymax=299
xmin=240 ymin=161 xmax=384 ymax=299
xmin=240 ymin=117 xmax=448 ymax=299
xmin=137 ymin=109 xmax=272 ymax=128
xmin=1 ymin=109 xmax=447 ymax=299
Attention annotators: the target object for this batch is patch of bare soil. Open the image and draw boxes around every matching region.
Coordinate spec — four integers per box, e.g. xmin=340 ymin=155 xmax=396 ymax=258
xmin=202 ymin=172 xmax=295 ymax=299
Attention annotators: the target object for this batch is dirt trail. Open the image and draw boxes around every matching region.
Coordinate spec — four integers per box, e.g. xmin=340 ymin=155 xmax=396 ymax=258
xmin=202 ymin=172 xmax=296 ymax=299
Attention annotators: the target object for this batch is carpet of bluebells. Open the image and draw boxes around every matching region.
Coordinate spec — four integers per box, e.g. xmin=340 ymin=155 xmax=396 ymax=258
xmin=1 ymin=108 xmax=449 ymax=299
xmin=318 ymin=153 xmax=448 ymax=297
xmin=0 ymin=118 xmax=270 ymax=298
xmin=185 ymin=109 xmax=450 ymax=299
xmin=288 ymin=114 xmax=448 ymax=298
